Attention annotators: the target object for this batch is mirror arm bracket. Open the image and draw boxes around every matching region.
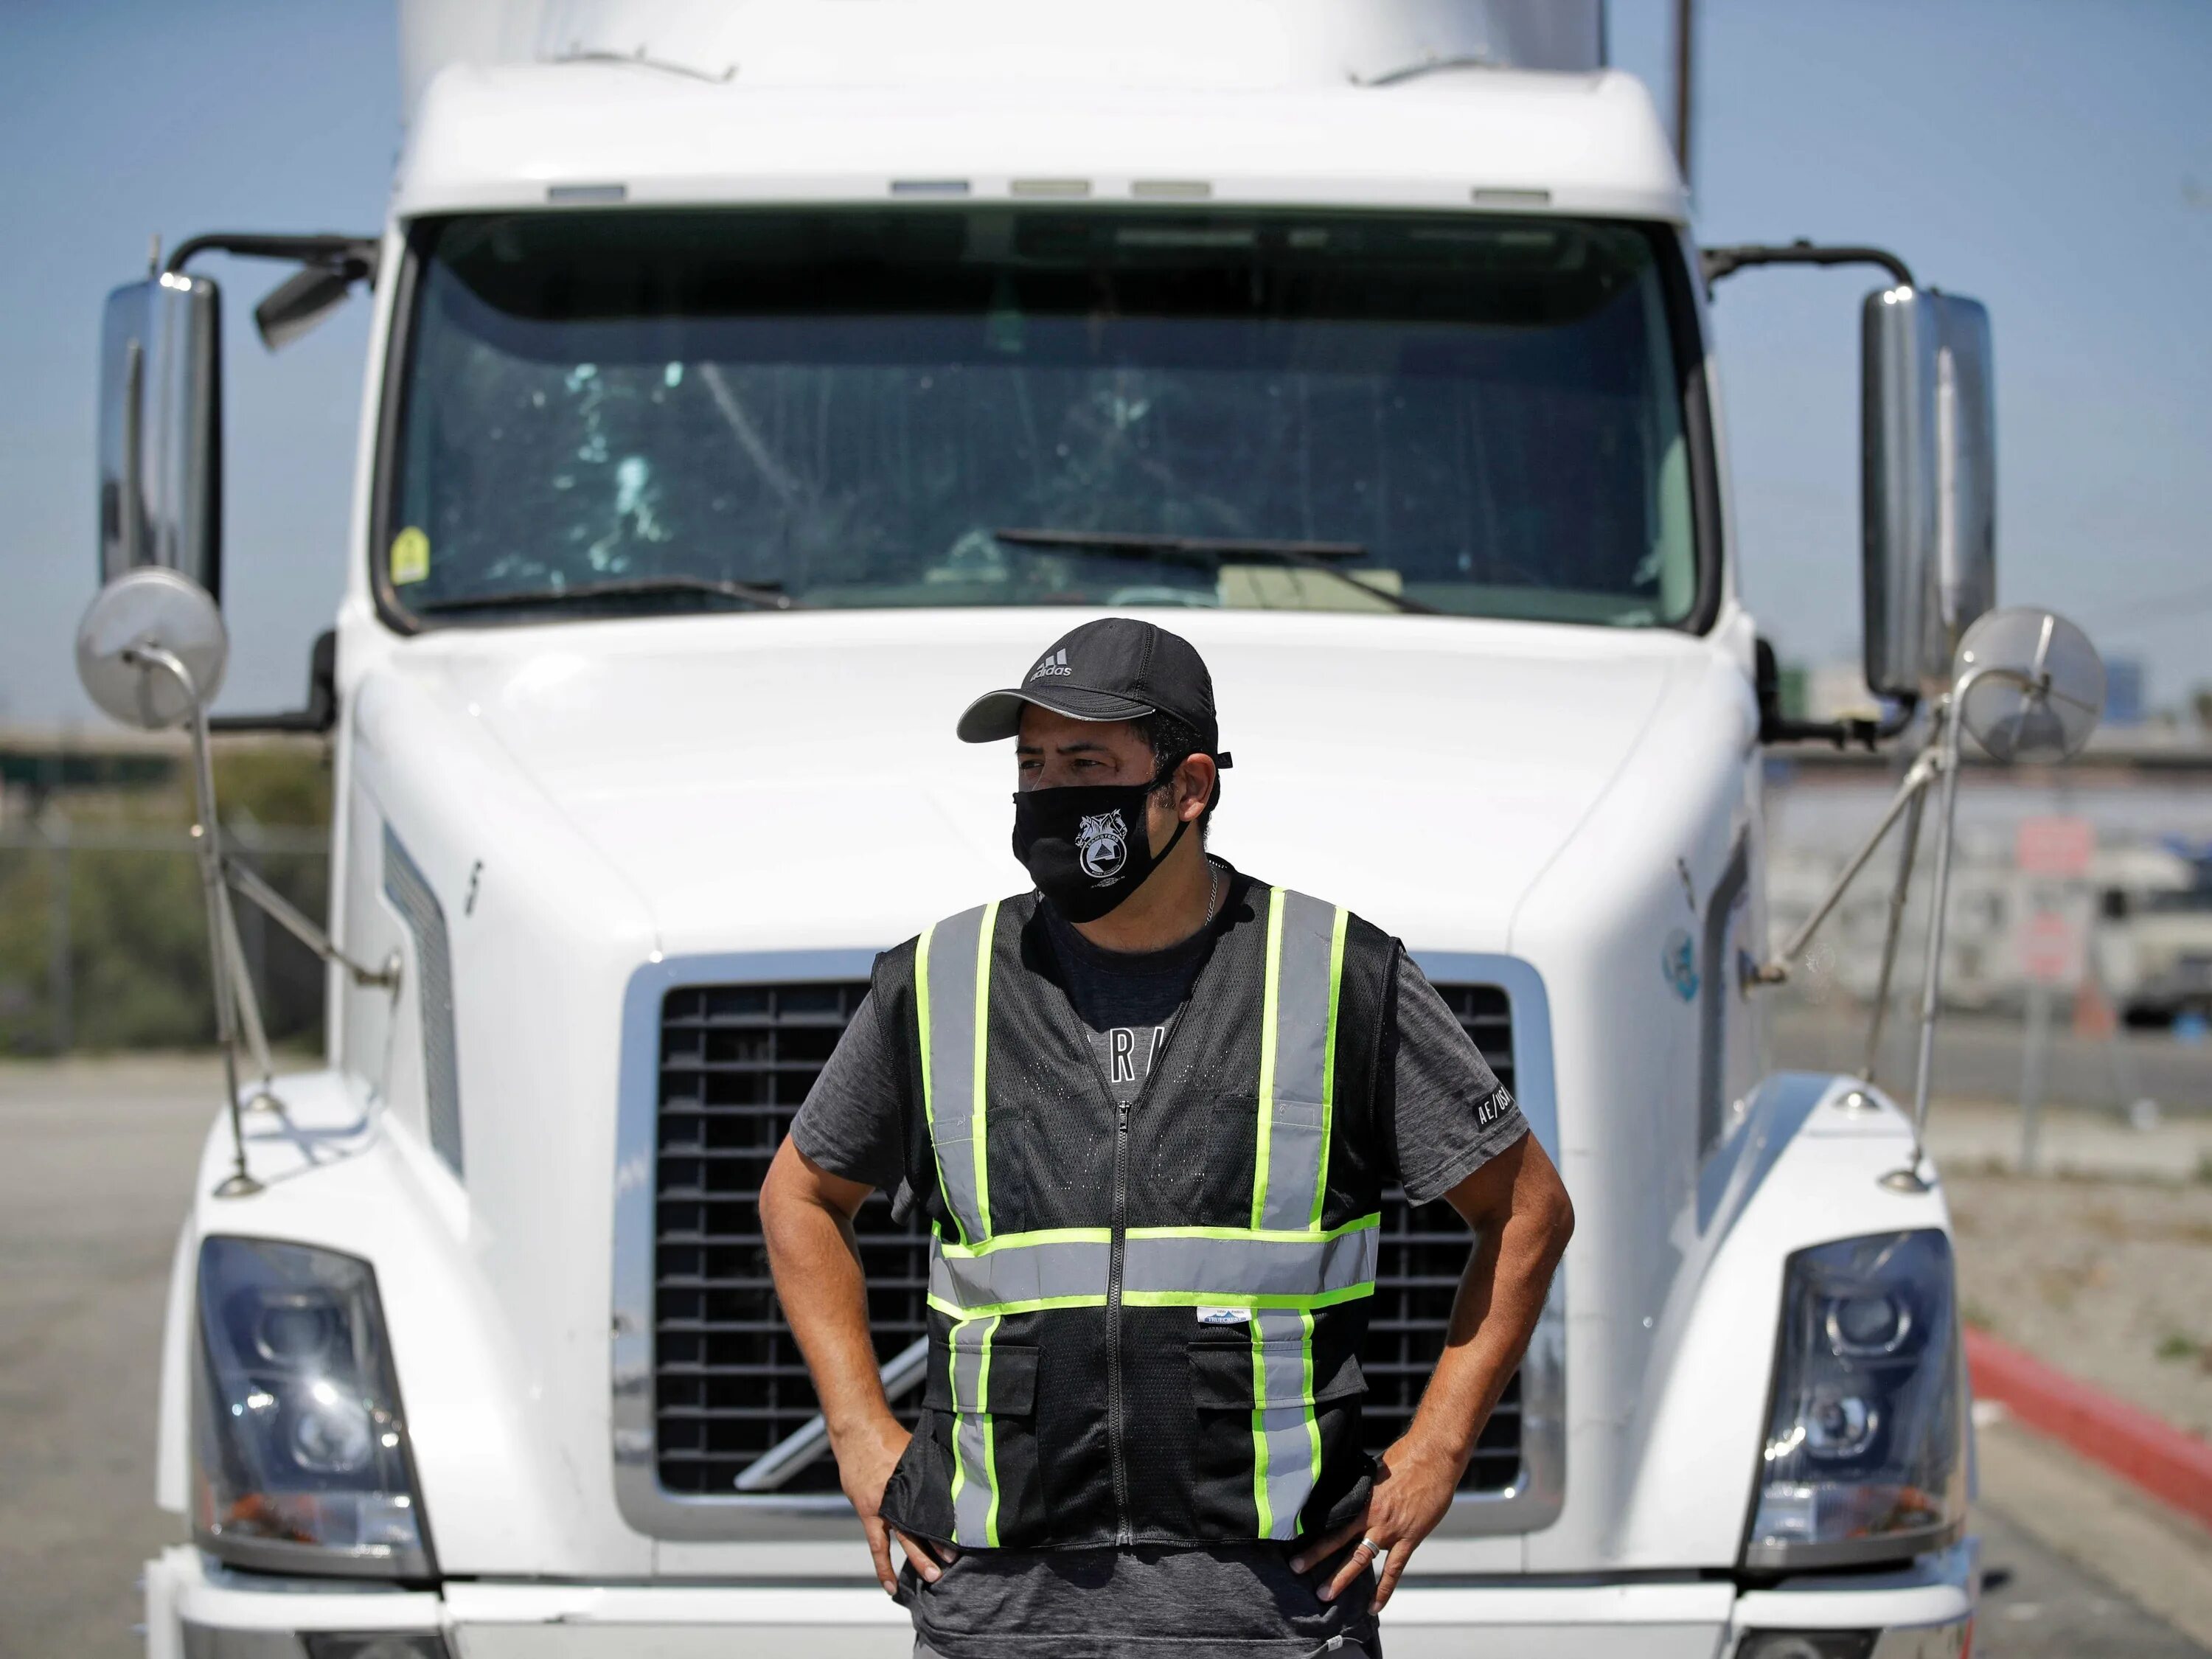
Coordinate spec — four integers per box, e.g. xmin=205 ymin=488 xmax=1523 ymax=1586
xmin=1750 ymin=743 xmax=1944 ymax=991
xmin=222 ymin=855 xmax=400 ymax=992
xmin=1701 ymin=239 xmax=1916 ymax=293
xmin=209 ymin=631 xmax=337 ymax=735
xmin=208 ymin=708 xmax=334 ymax=734
xmin=1753 ymin=636 xmax=1916 ymax=751
xmin=1759 ymin=709 xmax=1911 ymax=751
xmin=119 ymin=644 xmax=262 ymax=1199
xmin=164 ymin=232 xmax=379 ymax=286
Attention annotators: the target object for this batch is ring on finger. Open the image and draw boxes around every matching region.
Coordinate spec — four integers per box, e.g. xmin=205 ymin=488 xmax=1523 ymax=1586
xmin=1357 ymin=1536 xmax=1385 ymax=1559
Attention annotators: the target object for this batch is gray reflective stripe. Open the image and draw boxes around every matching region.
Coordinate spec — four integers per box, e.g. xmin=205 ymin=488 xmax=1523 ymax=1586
xmin=947 ymin=1314 xmax=1000 ymax=1546
xmin=1251 ymin=1307 xmax=1319 ymax=1540
xmin=928 ymin=1222 xmax=1377 ymax=1313
xmin=921 ymin=902 xmax=994 ymax=1243
xmin=1125 ymin=1227 xmax=1377 ymax=1299
xmin=931 ymin=1235 xmax=1111 ymax=1310
xmin=1255 ymin=888 xmax=1345 ymax=1231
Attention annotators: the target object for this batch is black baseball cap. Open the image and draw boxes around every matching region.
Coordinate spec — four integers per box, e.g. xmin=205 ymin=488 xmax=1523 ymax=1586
xmin=956 ymin=617 xmax=1231 ymax=768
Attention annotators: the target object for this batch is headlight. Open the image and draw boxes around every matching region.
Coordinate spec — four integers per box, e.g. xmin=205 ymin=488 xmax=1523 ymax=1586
xmin=192 ymin=1236 xmax=434 ymax=1578
xmin=1745 ymin=1230 xmax=1965 ymax=1571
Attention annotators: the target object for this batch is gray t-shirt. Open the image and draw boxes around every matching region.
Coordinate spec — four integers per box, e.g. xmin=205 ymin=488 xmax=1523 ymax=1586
xmin=790 ymin=872 xmax=1526 ymax=1659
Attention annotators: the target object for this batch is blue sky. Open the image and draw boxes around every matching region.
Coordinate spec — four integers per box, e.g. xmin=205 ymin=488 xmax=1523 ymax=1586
xmin=3 ymin=0 xmax=2207 ymax=724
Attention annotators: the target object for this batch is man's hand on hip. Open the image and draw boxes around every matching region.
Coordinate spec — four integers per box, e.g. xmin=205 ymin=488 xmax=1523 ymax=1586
xmin=1290 ymin=1432 xmax=1463 ymax=1610
xmin=835 ymin=1412 xmax=956 ymax=1596
xmin=1293 ymin=1132 xmax=1576 ymax=1612
xmin=761 ymin=1141 xmax=959 ymax=1597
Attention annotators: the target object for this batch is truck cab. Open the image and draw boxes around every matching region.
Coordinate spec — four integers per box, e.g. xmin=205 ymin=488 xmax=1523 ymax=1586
xmin=94 ymin=5 xmax=2012 ymax=1655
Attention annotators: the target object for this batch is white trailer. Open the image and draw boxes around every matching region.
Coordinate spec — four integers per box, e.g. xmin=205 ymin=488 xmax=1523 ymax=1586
xmin=76 ymin=4 xmax=2107 ymax=1655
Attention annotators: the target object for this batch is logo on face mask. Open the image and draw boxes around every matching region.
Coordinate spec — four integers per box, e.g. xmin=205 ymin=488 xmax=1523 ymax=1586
xmin=1076 ymin=810 xmax=1129 ymax=878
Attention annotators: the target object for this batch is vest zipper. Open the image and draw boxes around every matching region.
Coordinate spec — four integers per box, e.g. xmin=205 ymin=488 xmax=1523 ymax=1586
xmin=1107 ymin=1096 xmax=1134 ymax=1545
xmin=1050 ymin=873 xmax=1225 ymax=1549
xmin=1104 ymin=1011 xmax=1191 ymax=1547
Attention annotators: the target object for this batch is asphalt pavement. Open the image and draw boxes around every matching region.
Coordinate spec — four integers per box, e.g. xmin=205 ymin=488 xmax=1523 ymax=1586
xmin=0 ymin=1057 xmax=206 ymax=1658
xmin=1978 ymin=1506 xmax=2211 ymax=1659
xmin=1 ymin=1055 xmax=2205 ymax=1658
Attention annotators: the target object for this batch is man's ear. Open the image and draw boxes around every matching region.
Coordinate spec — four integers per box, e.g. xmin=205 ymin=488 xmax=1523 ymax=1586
xmin=1176 ymin=755 xmax=1217 ymax=821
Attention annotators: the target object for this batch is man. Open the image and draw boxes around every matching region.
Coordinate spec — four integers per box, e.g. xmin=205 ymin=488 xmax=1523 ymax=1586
xmin=762 ymin=617 xmax=1573 ymax=1658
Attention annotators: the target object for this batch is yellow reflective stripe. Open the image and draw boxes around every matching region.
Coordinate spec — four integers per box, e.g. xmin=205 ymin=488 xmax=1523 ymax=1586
xmin=1250 ymin=886 xmax=1287 ymax=1229
xmin=1298 ymin=1307 xmax=1321 ymax=1537
xmin=1127 ymin=1284 xmax=1378 ymax=1311
xmin=926 ymin=1281 xmax=1377 ymax=1321
xmin=915 ymin=920 xmax=954 ymax=1242
xmin=929 ymin=1290 xmax=1105 ymax=1318
xmin=937 ymin=1214 xmax=1379 ymax=1261
xmin=1251 ymin=1318 xmax=1273 ymax=1539
xmin=972 ymin=898 xmax=1000 ymax=1240
xmin=1312 ymin=906 xmax=1350 ymax=1231
xmin=980 ymin=1313 xmax=1001 ymax=1548
xmin=1131 ymin=1214 xmax=1380 ymax=1246
xmin=947 ymin=1304 xmax=967 ymax=1523
xmin=936 ymin=1226 xmax=1114 ymax=1259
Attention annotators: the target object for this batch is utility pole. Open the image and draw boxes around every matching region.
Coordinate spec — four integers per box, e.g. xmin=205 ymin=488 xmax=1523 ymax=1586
xmin=1673 ymin=0 xmax=1696 ymax=188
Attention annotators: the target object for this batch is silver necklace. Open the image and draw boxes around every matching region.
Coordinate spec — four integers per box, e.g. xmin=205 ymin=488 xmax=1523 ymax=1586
xmin=1203 ymin=859 xmax=1220 ymax=925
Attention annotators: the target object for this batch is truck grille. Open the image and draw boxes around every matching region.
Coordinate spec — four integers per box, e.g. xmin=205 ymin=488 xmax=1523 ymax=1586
xmin=651 ymin=978 xmax=1521 ymax=1498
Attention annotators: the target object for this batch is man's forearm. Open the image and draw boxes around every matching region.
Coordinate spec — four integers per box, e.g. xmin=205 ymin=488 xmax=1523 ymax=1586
xmin=1408 ymin=1159 xmax=1573 ymax=1467
xmin=762 ymin=1146 xmax=949 ymax=1586
xmin=761 ymin=1169 xmax=895 ymax=1442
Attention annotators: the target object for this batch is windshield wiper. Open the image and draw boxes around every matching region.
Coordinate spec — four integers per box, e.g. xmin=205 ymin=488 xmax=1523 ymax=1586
xmin=411 ymin=575 xmax=797 ymax=615
xmin=989 ymin=527 xmax=1437 ymax=616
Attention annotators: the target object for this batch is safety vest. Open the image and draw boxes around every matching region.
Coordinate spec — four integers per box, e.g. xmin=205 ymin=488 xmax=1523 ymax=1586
xmin=872 ymin=870 xmax=1398 ymax=1551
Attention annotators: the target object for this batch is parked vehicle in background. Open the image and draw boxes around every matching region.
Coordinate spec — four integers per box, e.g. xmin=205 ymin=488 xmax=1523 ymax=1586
xmin=77 ymin=4 xmax=2103 ymax=1654
xmin=2103 ymin=848 xmax=2212 ymax=1026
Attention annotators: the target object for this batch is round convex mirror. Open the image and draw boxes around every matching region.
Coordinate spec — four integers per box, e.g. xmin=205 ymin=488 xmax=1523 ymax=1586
xmin=75 ymin=566 xmax=229 ymax=730
xmin=1952 ymin=606 xmax=2104 ymax=763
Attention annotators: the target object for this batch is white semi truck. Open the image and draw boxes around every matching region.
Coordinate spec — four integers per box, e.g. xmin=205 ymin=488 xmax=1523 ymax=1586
xmin=78 ymin=4 xmax=2110 ymax=1655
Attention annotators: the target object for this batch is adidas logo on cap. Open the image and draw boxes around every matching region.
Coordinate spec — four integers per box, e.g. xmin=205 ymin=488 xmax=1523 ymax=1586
xmin=1030 ymin=648 xmax=1073 ymax=679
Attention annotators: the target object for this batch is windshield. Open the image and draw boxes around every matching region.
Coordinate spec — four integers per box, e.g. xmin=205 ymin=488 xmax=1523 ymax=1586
xmin=2145 ymin=885 xmax=2212 ymax=916
xmin=383 ymin=209 xmax=1705 ymax=625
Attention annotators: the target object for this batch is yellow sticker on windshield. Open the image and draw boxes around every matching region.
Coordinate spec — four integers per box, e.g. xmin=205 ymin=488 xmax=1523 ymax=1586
xmin=389 ymin=526 xmax=431 ymax=586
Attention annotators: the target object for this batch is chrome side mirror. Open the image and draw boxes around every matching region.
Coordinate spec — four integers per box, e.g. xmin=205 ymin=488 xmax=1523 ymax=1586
xmin=1887 ymin=605 xmax=2104 ymax=1189
xmin=1954 ymin=607 xmax=2106 ymax=763
xmin=99 ymin=271 xmax=223 ymax=597
xmin=74 ymin=566 xmax=229 ymax=728
xmin=1863 ymin=286 xmax=1996 ymax=702
xmin=75 ymin=567 xmax=264 ymax=1196
xmin=1753 ymin=603 xmax=2105 ymax=1193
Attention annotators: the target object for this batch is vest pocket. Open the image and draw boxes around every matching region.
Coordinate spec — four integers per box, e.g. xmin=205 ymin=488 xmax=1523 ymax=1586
xmin=939 ymin=1106 xmax=1035 ymax=1239
xmin=922 ymin=1335 xmax=1039 ymax=1549
xmin=1185 ymin=1326 xmax=1368 ymax=1539
xmin=1187 ymin=1332 xmax=1367 ymax=1411
xmin=922 ymin=1337 xmax=1039 ymax=1415
xmin=1199 ymin=1091 xmax=1261 ymax=1226
xmin=1198 ymin=1092 xmax=1334 ymax=1231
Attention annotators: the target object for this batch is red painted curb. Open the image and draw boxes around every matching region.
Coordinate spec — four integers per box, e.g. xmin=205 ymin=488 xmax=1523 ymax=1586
xmin=1966 ymin=1324 xmax=2212 ymax=1534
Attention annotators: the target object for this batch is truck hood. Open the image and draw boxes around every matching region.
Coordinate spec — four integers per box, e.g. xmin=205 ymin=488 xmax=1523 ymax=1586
xmin=403 ymin=607 xmax=1696 ymax=956
xmin=331 ymin=605 xmax=1768 ymax=1577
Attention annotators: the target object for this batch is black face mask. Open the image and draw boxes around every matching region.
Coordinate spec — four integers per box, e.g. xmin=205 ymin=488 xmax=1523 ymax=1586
xmin=1011 ymin=762 xmax=1191 ymax=923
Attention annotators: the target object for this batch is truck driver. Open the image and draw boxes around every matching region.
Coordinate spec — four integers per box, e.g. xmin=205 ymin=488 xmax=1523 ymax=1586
xmin=762 ymin=616 xmax=1575 ymax=1658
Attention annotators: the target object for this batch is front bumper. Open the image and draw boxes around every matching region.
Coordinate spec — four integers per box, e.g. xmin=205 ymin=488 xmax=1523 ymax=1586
xmin=150 ymin=1538 xmax=1977 ymax=1659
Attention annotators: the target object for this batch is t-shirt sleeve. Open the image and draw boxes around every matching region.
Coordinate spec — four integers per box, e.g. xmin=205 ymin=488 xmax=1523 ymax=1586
xmin=1385 ymin=952 xmax=1528 ymax=1206
xmin=787 ymin=989 xmax=908 ymax=1194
